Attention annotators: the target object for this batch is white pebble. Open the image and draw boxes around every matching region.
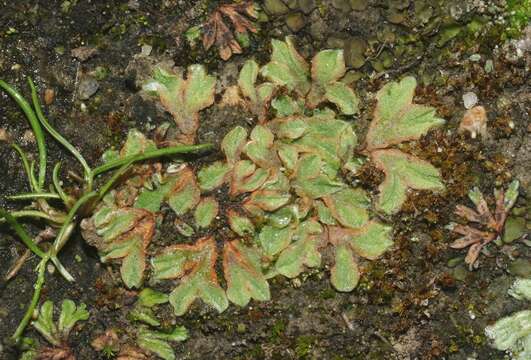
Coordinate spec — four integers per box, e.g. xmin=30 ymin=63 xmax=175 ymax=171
xmin=463 ymin=92 xmax=478 ymax=109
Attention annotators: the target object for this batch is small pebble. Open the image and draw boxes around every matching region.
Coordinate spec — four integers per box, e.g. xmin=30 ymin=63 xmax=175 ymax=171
xmin=459 ymin=105 xmax=488 ymax=139
xmin=71 ymin=46 xmax=98 ymax=62
xmin=350 ymin=0 xmax=368 ymax=11
xmin=462 ymin=91 xmax=478 ymax=109
xmin=285 ymin=12 xmax=306 ymax=32
xmin=503 ymin=217 xmax=527 ymax=243
xmin=509 ymin=258 xmax=531 ymax=278
xmin=484 ymin=59 xmax=494 ymax=73
xmin=47 ymin=263 xmax=56 ymax=274
xmin=44 ymin=88 xmax=55 ymax=105
xmin=298 ymin=0 xmax=316 ymax=14
xmin=78 ymin=76 xmax=99 ymax=100
xmin=0 ymin=128 xmax=9 ymax=142
xmin=469 ymin=54 xmax=481 ymax=62
xmin=22 ymin=130 xmax=36 ymax=144
xmin=263 ymin=0 xmax=289 ymax=15
xmin=140 ymin=44 xmax=152 ymax=57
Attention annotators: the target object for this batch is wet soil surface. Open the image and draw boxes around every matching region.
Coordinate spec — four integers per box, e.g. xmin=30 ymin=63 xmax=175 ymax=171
xmin=0 ymin=1 xmax=529 ymax=359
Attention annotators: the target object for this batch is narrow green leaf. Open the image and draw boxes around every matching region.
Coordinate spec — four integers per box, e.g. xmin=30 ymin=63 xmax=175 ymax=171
xmin=221 ymin=126 xmax=248 ymax=164
xmin=258 ymin=225 xmax=293 ymax=257
xmin=167 ymin=168 xmax=201 ymax=216
xmin=198 ymin=161 xmax=231 ymax=191
xmin=151 ymin=237 xmax=228 ymax=316
xmin=349 ymin=221 xmax=393 ymax=260
xmin=194 ymin=197 xmax=219 ymax=228
xmin=238 ymin=60 xmax=259 ymax=103
xmin=365 ymin=76 xmax=445 ymax=150
xmin=324 ymin=188 xmax=369 ymax=229
xmin=223 ymin=241 xmax=271 ymax=306
xmin=130 ymin=306 xmax=160 ymax=327
xmin=260 ymin=37 xmax=310 ymax=96
xmin=504 ymin=179 xmax=520 ymax=210
xmin=311 ymin=49 xmax=346 ymax=84
xmin=275 ymin=220 xmax=323 ymax=278
xmin=144 ymin=65 xmax=215 ymax=143
xmin=137 ymin=326 xmax=188 ymax=360
xmin=58 ymin=300 xmax=89 ymax=338
xmin=227 ymin=209 xmax=255 ymax=236
xmin=32 ymin=301 xmax=60 ymax=346
xmin=138 ymin=288 xmax=169 ymax=308
xmin=120 ymin=239 xmax=145 ymax=288
xmin=271 ymin=95 xmax=303 ymax=117
xmin=331 ymin=244 xmax=359 ymax=292
xmin=372 ymin=149 xmax=444 ymax=215
xmin=120 ymin=129 xmax=157 ymax=158
xmin=324 ymin=82 xmax=359 ymax=115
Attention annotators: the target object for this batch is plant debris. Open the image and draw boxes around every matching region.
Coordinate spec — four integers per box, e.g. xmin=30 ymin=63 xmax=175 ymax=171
xmin=202 ymin=1 xmax=258 ymax=60
xmin=449 ymin=180 xmax=520 ymax=268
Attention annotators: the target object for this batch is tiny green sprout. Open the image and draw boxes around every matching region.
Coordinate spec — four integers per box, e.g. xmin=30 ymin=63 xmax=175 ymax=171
xmin=184 ymin=25 xmax=202 ymax=44
xmin=18 ymin=299 xmax=89 ymax=359
xmin=127 ymin=291 xmax=188 ymax=360
xmin=136 ymin=326 xmax=188 ymax=360
xmin=102 ymin=345 xmax=117 ymax=359
xmin=450 ymin=180 xmax=520 ymax=268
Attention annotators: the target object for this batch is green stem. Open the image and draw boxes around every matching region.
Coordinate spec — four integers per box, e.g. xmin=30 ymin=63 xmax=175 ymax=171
xmin=0 ymin=209 xmax=65 ymax=223
xmin=7 ymin=192 xmax=61 ymax=201
xmin=29 ymin=161 xmax=39 ymax=193
xmin=0 ymin=208 xmax=46 ymax=258
xmin=11 ymin=257 xmax=47 ymax=343
xmin=52 ymin=162 xmax=73 ymax=207
xmin=98 ymin=161 xmax=133 ymax=198
xmin=11 ymin=144 xmax=36 ymax=191
xmin=51 ymin=191 xmax=97 ymax=256
xmin=29 ymin=78 xmax=93 ymax=190
xmin=0 ymin=80 xmax=47 ymax=190
xmin=92 ymin=144 xmax=213 ymax=177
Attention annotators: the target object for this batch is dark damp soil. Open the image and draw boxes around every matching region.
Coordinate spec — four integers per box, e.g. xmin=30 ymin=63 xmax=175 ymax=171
xmin=1 ymin=1 xmax=530 ymax=359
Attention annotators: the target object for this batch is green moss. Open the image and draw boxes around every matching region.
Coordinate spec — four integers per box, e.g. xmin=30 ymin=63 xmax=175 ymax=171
xmin=503 ymin=0 xmax=531 ymax=39
xmin=270 ymin=319 xmax=286 ymax=342
xmin=319 ymin=287 xmax=336 ymax=300
xmin=295 ymin=335 xmax=316 ymax=358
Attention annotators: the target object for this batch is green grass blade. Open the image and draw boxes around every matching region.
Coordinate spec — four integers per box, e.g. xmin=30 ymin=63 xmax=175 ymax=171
xmin=11 ymin=144 xmax=36 ymax=191
xmin=0 ymin=208 xmax=46 ymax=258
xmin=0 ymin=209 xmax=65 ymax=224
xmin=51 ymin=191 xmax=97 ymax=256
xmin=0 ymin=80 xmax=47 ymax=190
xmin=28 ymin=78 xmax=92 ymax=188
xmin=11 ymin=257 xmax=47 ymax=343
xmin=92 ymin=143 xmax=213 ymax=176
xmin=98 ymin=161 xmax=133 ymax=198
xmin=7 ymin=192 xmax=61 ymax=201
xmin=52 ymin=162 xmax=73 ymax=207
